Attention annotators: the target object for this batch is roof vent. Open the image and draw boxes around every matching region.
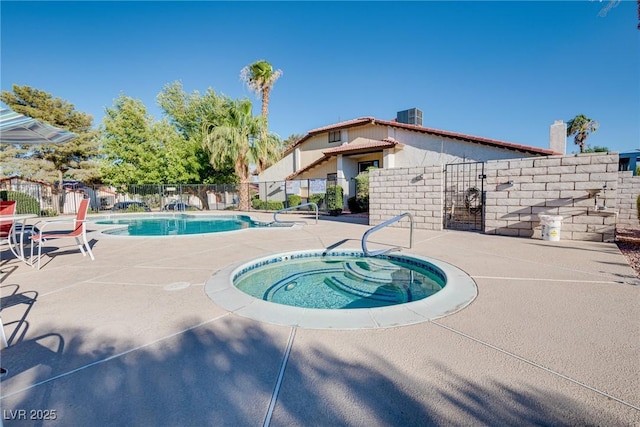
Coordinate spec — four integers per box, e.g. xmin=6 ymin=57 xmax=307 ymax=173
xmin=396 ymin=108 xmax=423 ymax=126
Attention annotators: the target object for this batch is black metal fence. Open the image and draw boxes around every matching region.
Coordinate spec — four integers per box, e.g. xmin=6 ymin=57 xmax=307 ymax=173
xmin=0 ymin=178 xmax=350 ymax=216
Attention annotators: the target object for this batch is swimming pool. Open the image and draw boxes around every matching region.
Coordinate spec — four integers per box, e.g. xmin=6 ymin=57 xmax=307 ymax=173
xmin=205 ymin=249 xmax=478 ymax=329
xmin=94 ymin=214 xmax=279 ymax=236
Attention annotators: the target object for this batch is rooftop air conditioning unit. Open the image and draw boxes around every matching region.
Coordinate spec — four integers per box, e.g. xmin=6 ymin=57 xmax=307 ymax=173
xmin=396 ymin=108 xmax=423 ymax=126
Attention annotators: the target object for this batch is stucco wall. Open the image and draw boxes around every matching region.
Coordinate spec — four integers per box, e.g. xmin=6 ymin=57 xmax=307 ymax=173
xmin=296 ymin=158 xmax=337 ymax=180
xmin=390 ymin=128 xmax=538 ymax=168
xmin=259 ymin=151 xmax=295 ymax=182
xmin=348 ymin=124 xmax=388 ymax=141
xmin=369 ymin=153 xmax=627 ymax=242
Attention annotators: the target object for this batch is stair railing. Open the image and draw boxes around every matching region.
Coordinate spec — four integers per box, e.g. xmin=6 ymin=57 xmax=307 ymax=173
xmin=362 ymin=212 xmax=414 ymax=256
xmin=273 ymin=202 xmax=319 ymax=225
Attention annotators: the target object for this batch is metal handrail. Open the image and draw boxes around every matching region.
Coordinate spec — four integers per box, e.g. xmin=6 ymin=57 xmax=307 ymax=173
xmin=362 ymin=212 xmax=414 ymax=256
xmin=273 ymin=202 xmax=318 ymax=224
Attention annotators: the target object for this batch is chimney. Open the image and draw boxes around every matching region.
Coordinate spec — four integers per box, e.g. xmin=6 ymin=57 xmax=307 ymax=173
xmin=549 ymin=120 xmax=566 ymax=154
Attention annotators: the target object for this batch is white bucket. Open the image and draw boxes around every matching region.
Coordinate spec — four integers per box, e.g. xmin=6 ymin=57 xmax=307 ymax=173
xmin=539 ymin=215 xmax=562 ymax=241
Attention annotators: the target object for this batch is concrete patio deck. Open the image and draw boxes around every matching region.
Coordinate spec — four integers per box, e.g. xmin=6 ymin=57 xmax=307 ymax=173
xmin=1 ymin=212 xmax=638 ymax=426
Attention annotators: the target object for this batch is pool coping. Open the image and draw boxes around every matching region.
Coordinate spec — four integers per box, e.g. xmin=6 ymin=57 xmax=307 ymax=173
xmin=205 ymin=248 xmax=478 ymax=330
xmin=88 ymin=212 xmax=296 ymax=238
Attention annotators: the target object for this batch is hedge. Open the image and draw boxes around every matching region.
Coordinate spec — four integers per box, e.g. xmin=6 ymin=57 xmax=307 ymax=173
xmin=287 ymin=194 xmax=301 ymax=208
xmin=308 ymin=193 xmax=324 ymax=208
xmin=251 ymin=199 xmax=285 ymax=211
xmin=0 ymin=190 xmax=41 ymax=215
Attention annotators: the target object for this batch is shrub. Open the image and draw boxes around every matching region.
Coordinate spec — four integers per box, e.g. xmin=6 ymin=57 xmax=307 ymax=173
xmin=355 ymin=170 xmax=372 ymax=199
xmin=0 ymin=190 xmax=40 ymax=215
xmin=355 ymin=168 xmax=375 ymax=212
xmin=347 ymin=196 xmax=367 ymax=213
xmin=126 ymin=204 xmax=146 ymax=213
xmin=287 ymin=194 xmax=301 ymax=208
xmin=326 ymin=185 xmax=343 ymax=216
xmin=308 ymin=193 xmax=325 ymax=210
xmin=41 ymin=208 xmax=59 ymax=217
xmin=251 ymin=199 xmax=284 ymax=211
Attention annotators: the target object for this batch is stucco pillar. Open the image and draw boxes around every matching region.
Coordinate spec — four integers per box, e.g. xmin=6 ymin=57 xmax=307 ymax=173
xmin=336 ymin=154 xmax=348 ymax=208
xmin=549 ymin=120 xmax=567 ymax=154
xmin=384 ymin=148 xmax=395 ymax=169
xmin=294 ymin=147 xmax=301 ymax=172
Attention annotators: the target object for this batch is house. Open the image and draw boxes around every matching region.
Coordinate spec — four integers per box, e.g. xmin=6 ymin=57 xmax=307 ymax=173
xmin=258 ymin=108 xmax=562 ymax=208
xmin=618 ymin=150 xmax=639 ymax=175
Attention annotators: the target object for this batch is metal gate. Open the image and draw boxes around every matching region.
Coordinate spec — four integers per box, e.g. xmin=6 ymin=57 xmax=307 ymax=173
xmin=444 ymin=162 xmax=485 ymax=231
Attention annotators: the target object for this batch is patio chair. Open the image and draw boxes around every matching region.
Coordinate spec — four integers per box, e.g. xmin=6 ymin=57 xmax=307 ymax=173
xmin=0 ymin=201 xmax=19 ymax=257
xmin=30 ymin=198 xmax=95 ymax=270
xmin=1 ymin=201 xmax=17 ymax=235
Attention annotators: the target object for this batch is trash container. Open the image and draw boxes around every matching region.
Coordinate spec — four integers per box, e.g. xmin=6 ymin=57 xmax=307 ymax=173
xmin=538 ymin=215 xmax=563 ymax=241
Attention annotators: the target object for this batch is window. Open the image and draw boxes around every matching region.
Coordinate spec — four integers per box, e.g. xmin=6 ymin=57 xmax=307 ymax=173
xmin=619 ymin=158 xmax=630 ymax=172
xmin=328 ymin=130 xmax=341 ymax=143
xmin=327 ymin=173 xmax=337 ymax=182
xmin=358 ymin=160 xmax=379 ymax=173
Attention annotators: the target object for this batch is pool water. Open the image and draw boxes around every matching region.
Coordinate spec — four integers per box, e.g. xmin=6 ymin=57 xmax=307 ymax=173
xmin=233 ymin=251 xmax=446 ymax=309
xmin=95 ymin=214 xmax=271 ymax=236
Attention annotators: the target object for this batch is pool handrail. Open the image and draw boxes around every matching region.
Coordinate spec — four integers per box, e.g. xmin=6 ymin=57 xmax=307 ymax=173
xmin=273 ymin=202 xmax=318 ymax=225
xmin=362 ymin=211 xmax=414 ymax=256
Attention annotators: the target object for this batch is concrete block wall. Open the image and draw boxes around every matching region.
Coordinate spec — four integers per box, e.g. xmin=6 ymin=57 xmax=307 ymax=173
xmin=616 ymin=171 xmax=640 ymax=229
xmin=484 ymin=153 xmax=619 ymax=242
xmin=369 ymin=166 xmax=443 ymax=230
xmin=369 ymin=153 xmax=630 ymax=242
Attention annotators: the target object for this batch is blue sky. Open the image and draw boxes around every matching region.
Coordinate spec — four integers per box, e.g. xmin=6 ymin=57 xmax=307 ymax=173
xmin=1 ymin=1 xmax=638 ymax=154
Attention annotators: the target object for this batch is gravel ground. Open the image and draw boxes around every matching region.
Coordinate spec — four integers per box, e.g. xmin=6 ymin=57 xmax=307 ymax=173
xmin=616 ymin=228 xmax=640 ymax=277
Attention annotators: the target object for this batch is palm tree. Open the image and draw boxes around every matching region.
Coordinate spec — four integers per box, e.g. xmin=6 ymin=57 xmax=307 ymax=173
xmin=240 ymin=60 xmax=286 ymax=171
xmin=240 ymin=60 xmax=282 ymax=137
xmin=202 ymin=98 xmax=280 ymax=210
xmin=566 ymin=114 xmax=599 ymax=153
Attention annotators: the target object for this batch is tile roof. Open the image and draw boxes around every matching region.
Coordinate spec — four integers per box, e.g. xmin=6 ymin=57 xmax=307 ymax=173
xmin=284 ymin=117 xmax=559 ymax=156
xmin=322 ymin=138 xmax=398 ymax=155
xmin=285 ymin=156 xmax=331 ymax=180
xmin=285 ymin=137 xmax=399 ymax=180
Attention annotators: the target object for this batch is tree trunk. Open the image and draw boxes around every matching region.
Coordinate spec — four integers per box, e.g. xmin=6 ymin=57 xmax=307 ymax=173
xmin=261 ymin=87 xmax=270 ymax=142
xmin=238 ymin=181 xmax=250 ymax=211
xmin=236 ymin=164 xmax=251 ymax=211
xmin=57 ymin=169 xmax=64 ymax=213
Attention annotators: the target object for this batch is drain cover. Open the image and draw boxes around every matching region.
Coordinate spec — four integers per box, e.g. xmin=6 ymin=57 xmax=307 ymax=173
xmin=164 ymin=282 xmax=191 ymax=291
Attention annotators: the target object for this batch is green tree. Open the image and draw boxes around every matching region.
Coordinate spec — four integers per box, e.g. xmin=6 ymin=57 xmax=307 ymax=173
xmin=157 ymin=81 xmax=235 ymax=184
xmin=202 ymin=98 xmax=280 ymax=210
xmin=567 ymin=114 xmax=599 ymax=153
xmin=0 ymin=84 xmax=100 ymax=186
xmin=583 ymin=145 xmax=610 ymax=153
xmin=240 ymin=60 xmax=283 ymax=169
xmin=100 ymin=94 xmax=200 ymax=185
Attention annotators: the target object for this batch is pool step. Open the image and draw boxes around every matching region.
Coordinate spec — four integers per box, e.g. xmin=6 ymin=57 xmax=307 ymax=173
xmin=324 ymin=276 xmax=409 ymax=303
xmin=344 ymin=260 xmax=417 ymax=285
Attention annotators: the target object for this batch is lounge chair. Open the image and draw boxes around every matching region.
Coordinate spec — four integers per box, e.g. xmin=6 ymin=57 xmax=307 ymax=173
xmin=30 ymin=198 xmax=95 ymax=270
